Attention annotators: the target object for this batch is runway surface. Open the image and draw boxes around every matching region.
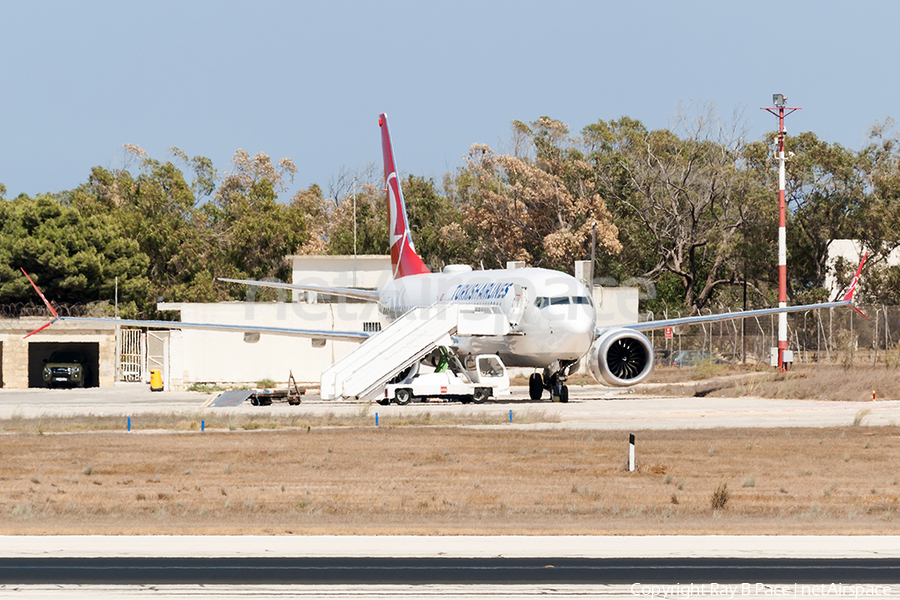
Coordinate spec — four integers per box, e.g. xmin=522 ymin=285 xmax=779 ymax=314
xmin=1 ymin=556 xmax=899 ymax=585
xmin=1 ymin=537 xmax=898 ymax=598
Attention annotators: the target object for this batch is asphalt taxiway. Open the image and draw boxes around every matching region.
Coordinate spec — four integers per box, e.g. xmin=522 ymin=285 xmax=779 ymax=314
xmin=0 ymin=536 xmax=898 ymax=597
xmin=2 ymin=384 xmax=899 ymax=430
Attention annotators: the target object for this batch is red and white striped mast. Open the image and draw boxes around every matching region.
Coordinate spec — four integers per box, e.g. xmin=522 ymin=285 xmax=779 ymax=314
xmin=762 ymin=94 xmax=801 ymax=372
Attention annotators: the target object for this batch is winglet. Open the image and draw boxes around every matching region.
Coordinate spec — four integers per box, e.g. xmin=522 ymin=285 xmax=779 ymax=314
xmin=24 ymin=319 xmax=59 ymax=339
xmin=842 ymin=251 xmax=867 ymax=302
xmin=842 ymin=251 xmax=869 ymax=321
xmin=20 ymin=268 xmax=60 ymax=338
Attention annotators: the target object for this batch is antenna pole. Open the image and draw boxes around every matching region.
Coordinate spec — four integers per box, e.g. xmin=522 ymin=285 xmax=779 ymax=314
xmin=762 ymin=96 xmax=801 ymax=372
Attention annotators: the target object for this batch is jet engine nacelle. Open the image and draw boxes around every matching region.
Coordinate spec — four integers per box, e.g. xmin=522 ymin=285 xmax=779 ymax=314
xmin=587 ymin=328 xmax=655 ymax=387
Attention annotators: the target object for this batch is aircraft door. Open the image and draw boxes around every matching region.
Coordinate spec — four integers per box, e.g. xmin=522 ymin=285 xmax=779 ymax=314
xmin=507 ymin=284 xmax=528 ymax=328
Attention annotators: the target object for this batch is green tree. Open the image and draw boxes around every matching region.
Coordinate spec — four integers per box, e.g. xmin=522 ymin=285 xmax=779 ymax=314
xmin=0 ymin=194 xmax=149 ymax=316
xmin=450 ymin=122 xmax=621 ymax=271
xmin=403 ymin=175 xmax=472 ymax=270
xmin=90 ymin=159 xmax=219 ymax=305
xmin=585 ymin=110 xmax=761 ymax=315
xmin=325 ymin=183 xmax=389 ymax=257
xmin=210 ymin=150 xmax=308 ymax=286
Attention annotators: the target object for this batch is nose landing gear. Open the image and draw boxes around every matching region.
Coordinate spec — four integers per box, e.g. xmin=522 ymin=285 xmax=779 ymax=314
xmin=528 ymin=370 xmax=570 ymax=403
xmin=551 ymin=381 xmax=569 ymax=403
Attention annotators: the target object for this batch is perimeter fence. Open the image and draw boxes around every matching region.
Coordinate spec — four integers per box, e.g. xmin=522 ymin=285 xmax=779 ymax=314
xmin=645 ymin=304 xmax=900 ymax=367
xmin=0 ymin=302 xmax=113 ymax=318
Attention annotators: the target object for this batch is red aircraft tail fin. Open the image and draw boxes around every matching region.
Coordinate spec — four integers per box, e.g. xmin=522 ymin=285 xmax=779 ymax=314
xmin=378 ymin=113 xmax=430 ymax=280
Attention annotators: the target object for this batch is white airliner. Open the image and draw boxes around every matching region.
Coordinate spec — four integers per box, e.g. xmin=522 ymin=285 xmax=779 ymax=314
xmin=23 ymin=113 xmax=866 ymax=402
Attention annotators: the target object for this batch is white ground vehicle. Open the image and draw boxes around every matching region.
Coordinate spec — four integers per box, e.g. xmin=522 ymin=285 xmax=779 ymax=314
xmin=382 ymin=354 xmax=509 ymax=405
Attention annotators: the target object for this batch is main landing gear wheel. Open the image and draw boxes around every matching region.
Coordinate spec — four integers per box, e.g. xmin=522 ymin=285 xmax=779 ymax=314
xmin=528 ymin=373 xmax=543 ymax=401
xmin=395 ymin=388 xmax=412 ymax=405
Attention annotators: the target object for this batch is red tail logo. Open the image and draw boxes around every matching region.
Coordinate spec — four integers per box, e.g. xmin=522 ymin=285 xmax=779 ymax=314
xmin=379 ymin=113 xmax=430 ymax=279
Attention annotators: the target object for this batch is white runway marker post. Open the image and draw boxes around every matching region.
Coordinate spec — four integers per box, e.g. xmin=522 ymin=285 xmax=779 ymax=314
xmin=628 ymin=433 xmax=635 ymax=472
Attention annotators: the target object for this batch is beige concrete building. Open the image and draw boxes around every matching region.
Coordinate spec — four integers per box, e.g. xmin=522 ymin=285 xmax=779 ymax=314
xmin=156 ymin=301 xmax=381 ymax=389
xmin=288 ymin=255 xmax=392 ymax=300
xmin=0 ymin=318 xmax=117 ymax=389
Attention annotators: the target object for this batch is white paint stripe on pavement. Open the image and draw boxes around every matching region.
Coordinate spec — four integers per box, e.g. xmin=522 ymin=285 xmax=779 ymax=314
xmin=1 ymin=535 xmax=899 ymax=559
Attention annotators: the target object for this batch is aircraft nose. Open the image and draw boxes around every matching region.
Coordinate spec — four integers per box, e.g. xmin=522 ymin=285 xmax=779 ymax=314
xmin=553 ymin=306 xmax=596 ymax=352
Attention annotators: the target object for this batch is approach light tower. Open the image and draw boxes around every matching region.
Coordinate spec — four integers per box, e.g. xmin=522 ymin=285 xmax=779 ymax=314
xmin=762 ymin=94 xmax=801 ymax=372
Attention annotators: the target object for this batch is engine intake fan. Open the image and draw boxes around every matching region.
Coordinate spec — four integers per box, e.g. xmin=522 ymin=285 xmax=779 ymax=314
xmin=587 ymin=328 xmax=655 ymax=387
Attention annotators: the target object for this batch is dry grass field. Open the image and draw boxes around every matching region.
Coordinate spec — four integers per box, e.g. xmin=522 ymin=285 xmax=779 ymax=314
xmin=1 ymin=425 xmax=898 ymax=535
xmin=638 ymin=364 xmax=900 ymax=402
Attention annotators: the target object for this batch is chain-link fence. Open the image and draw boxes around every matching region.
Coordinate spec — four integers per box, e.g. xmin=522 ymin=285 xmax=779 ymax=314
xmin=645 ymin=304 xmax=900 ymax=367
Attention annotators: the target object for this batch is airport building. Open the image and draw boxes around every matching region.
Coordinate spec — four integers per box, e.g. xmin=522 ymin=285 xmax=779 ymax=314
xmin=0 ymin=318 xmax=117 ymax=389
xmin=0 ymin=255 xmax=638 ymax=390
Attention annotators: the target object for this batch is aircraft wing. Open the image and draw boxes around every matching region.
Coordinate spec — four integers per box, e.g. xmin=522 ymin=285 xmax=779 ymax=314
xmin=622 ymin=252 xmax=867 ymax=334
xmin=33 ymin=316 xmax=370 ymax=342
xmin=621 ymin=299 xmax=853 ymax=334
xmin=218 ymin=278 xmax=380 ymax=302
xmin=19 ymin=268 xmax=371 ymax=342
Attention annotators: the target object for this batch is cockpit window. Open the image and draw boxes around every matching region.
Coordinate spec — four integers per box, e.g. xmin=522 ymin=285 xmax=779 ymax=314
xmin=536 ymin=295 xmax=593 ymax=308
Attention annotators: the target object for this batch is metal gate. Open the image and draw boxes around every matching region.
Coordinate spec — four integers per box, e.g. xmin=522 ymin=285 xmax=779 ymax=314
xmin=118 ymin=329 xmax=144 ymax=382
xmin=148 ymin=330 xmax=170 ymax=390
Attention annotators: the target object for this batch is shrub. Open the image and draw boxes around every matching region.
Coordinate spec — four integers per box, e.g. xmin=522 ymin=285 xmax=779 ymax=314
xmin=710 ymin=482 xmax=730 ymax=510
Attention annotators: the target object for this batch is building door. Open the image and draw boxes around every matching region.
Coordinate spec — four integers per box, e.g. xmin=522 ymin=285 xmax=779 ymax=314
xmin=147 ymin=330 xmax=170 ymax=390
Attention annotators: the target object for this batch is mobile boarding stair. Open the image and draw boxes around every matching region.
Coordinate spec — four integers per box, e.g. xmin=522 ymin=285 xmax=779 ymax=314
xmin=319 ymin=303 xmax=511 ymax=401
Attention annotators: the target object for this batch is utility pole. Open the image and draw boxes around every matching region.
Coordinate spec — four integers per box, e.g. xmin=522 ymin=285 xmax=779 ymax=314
xmin=353 ymin=176 xmax=357 ymax=287
xmin=762 ymin=94 xmax=801 ymax=372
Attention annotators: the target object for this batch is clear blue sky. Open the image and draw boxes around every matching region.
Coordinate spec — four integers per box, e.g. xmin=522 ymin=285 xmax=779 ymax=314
xmin=1 ymin=1 xmax=897 ymax=201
